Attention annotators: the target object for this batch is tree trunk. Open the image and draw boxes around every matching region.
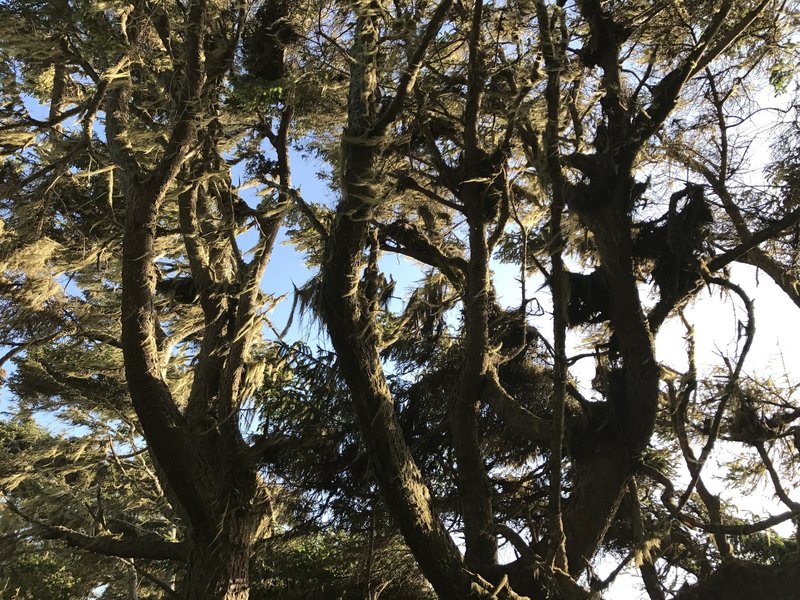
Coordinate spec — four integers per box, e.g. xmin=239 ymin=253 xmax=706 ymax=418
xmin=677 ymin=560 xmax=800 ymax=600
xmin=126 ymin=563 xmax=139 ymax=600
xmin=184 ymin=507 xmax=259 ymax=600
xmin=563 ymin=449 xmax=631 ymax=574
xmin=186 ymin=544 xmax=250 ymax=600
xmin=562 ymin=182 xmax=661 ymax=576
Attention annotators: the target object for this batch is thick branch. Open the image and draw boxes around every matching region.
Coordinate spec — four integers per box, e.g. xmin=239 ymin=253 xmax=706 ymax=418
xmin=4 ymin=499 xmax=184 ymax=561
xmin=378 ymin=220 xmax=467 ymax=286
xmin=42 ymin=527 xmax=185 ymax=561
xmin=634 ymin=0 xmax=771 ymax=149
xmin=319 ymin=6 xmax=483 ymax=597
xmin=119 ymin=0 xmax=221 ymax=529
xmin=536 ymin=0 xmax=570 ymax=571
xmin=484 ymin=370 xmax=551 ymax=442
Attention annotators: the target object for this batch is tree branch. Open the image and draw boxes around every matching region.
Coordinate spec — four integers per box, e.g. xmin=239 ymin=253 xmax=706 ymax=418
xmin=484 ymin=370 xmax=551 ymax=443
xmin=2 ymin=498 xmax=185 ymax=561
xmin=373 ymin=0 xmax=454 ymax=133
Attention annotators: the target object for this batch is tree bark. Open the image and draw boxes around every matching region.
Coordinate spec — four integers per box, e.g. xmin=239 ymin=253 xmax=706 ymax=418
xmin=562 ymin=184 xmax=660 ymax=576
xmin=677 ymin=560 xmax=800 ymax=600
xmin=319 ymin=3 xmax=489 ymax=598
xmin=563 ymin=449 xmax=631 ymax=574
xmin=322 ymin=140 xmax=474 ymax=600
xmin=184 ymin=511 xmax=257 ymax=600
xmin=453 ymin=215 xmax=497 ymax=572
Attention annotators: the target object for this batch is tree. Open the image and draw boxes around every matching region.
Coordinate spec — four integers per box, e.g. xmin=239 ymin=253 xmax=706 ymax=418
xmin=318 ymin=0 xmax=800 ymax=598
xmin=3 ymin=1 xmax=800 ymax=599
xmin=0 ymin=413 xmax=431 ymax=599
xmin=0 ymin=417 xmax=183 ymax=599
xmin=0 ymin=0 xmax=322 ymax=597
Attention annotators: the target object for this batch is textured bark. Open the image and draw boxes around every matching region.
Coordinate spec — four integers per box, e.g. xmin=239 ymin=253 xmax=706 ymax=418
xmin=35 ymin=520 xmax=186 ymax=561
xmin=453 ymin=215 xmax=497 ymax=572
xmin=561 ymin=186 xmax=660 ymax=576
xmin=563 ymin=448 xmax=631 ymax=574
xmin=122 ymin=182 xmax=220 ymax=531
xmin=322 ymin=137 xmax=475 ymax=599
xmin=184 ymin=491 xmax=264 ymax=600
xmin=552 ymin=0 xmax=771 ymax=578
xmin=124 ymin=181 xmax=269 ymax=600
xmin=677 ymin=560 xmax=800 ymax=600
xmin=743 ymin=251 xmax=800 ymax=307
xmin=185 ymin=544 xmax=250 ymax=600
xmin=113 ymin=5 xmax=272 ymax=597
xmin=112 ymin=0 xmax=217 ymax=532
xmin=319 ymin=3 xmax=492 ymax=598
xmin=535 ymin=0 xmax=570 ymax=569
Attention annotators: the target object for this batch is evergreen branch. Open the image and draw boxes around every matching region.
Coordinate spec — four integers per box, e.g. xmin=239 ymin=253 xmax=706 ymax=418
xmin=484 ymin=369 xmax=551 ymax=443
xmin=687 ymin=0 xmax=773 ymax=80
xmin=81 ymin=330 xmax=124 ymax=349
xmin=389 ymin=171 xmax=464 ymax=212
xmin=754 ymin=441 xmax=800 ymax=512
xmin=707 ymin=206 xmax=800 ymax=272
xmin=120 ymin=557 xmax=182 ymax=600
xmin=2 ymin=497 xmax=185 ymax=561
xmin=377 ymin=220 xmax=467 ymax=286
xmin=252 ymin=179 xmax=329 ymax=241
xmin=634 ymin=0 xmax=771 ymax=149
xmin=216 ymin=107 xmax=293 ymax=433
xmin=43 ymin=527 xmax=185 ymax=561
xmin=0 ymin=332 xmax=61 ymax=373
xmin=670 ymin=280 xmax=755 ymax=519
xmin=372 ymin=0 xmax=454 ymax=133
xmin=640 ymin=462 xmax=800 ymax=536
xmin=493 ymin=523 xmax=537 ymax=563
xmin=248 ymin=434 xmax=320 ymax=465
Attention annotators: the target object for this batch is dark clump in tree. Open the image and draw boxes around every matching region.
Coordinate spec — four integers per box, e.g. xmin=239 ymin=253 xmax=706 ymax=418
xmin=242 ymin=1 xmax=299 ymax=83
xmin=566 ymin=270 xmax=611 ymax=326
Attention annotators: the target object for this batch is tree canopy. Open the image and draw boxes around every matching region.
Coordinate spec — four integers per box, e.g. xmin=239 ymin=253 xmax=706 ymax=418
xmin=2 ymin=0 xmax=800 ymax=599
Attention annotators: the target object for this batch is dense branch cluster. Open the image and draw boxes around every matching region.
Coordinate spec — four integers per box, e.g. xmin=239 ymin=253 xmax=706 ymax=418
xmin=1 ymin=1 xmax=800 ymax=599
